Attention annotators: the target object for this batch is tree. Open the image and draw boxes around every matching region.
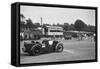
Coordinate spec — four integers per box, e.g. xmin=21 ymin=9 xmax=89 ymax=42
xmin=68 ymin=24 xmax=76 ymax=31
xmin=86 ymin=25 xmax=95 ymax=33
xmin=20 ymin=14 xmax=25 ymax=19
xmin=44 ymin=24 xmax=51 ymax=26
xmin=34 ymin=22 xmax=41 ymax=28
xmin=74 ymin=19 xmax=87 ymax=40
xmin=26 ymin=18 xmax=35 ymax=28
xmin=20 ymin=14 xmax=26 ymax=24
xmin=52 ymin=24 xmax=56 ymax=26
xmin=74 ymin=19 xmax=86 ymax=31
xmin=63 ymin=23 xmax=69 ymax=31
xmin=20 ymin=14 xmax=26 ymax=31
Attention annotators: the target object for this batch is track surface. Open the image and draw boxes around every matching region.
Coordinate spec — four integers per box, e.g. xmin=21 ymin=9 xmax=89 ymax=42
xmin=20 ymin=39 xmax=95 ymax=64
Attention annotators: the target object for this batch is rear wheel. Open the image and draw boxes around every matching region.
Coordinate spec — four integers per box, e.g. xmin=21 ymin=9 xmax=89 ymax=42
xmin=22 ymin=46 xmax=26 ymax=52
xmin=55 ymin=44 xmax=63 ymax=52
xmin=30 ymin=44 xmax=41 ymax=56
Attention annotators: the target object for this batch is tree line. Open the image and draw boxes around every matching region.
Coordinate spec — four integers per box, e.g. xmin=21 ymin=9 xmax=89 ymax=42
xmin=20 ymin=14 xmax=95 ymax=33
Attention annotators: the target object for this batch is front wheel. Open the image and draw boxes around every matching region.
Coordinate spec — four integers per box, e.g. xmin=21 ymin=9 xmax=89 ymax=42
xmin=30 ymin=44 xmax=41 ymax=56
xmin=55 ymin=44 xmax=63 ymax=52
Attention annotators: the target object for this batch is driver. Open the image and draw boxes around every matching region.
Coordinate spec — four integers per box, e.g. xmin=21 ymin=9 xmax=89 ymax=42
xmin=49 ymin=35 xmax=55 ymax=45
xmin=48 ymin=39 xmax=53 ymax=45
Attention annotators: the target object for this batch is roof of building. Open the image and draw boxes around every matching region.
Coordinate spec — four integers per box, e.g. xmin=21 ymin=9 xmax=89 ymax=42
xmin=46 ymin=26 xmax=63 ymax=30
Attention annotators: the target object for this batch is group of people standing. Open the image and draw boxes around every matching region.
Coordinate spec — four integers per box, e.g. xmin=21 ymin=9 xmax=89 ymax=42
xmin=77 ymin=33 xmax=96 ymax=42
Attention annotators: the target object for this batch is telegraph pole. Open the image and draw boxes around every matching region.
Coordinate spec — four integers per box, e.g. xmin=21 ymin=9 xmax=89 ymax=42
xmin=41 ymin=17 xmax=42 ymax=26
xmin=41 ymin=17 xmax=43 ymax=35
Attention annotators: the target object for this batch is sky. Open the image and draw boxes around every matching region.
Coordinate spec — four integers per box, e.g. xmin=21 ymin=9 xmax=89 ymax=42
xmin=20 ymin=5 xmax=95 ymax=26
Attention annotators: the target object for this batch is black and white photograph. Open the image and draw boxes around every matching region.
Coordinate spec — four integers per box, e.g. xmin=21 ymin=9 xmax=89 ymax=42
xmin=20 ymin=4 xmax=97 ymax=64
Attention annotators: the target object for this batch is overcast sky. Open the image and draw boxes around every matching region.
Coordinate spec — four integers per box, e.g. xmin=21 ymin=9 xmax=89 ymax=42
xmin=20 ymin=5 xmax=95 ymax=26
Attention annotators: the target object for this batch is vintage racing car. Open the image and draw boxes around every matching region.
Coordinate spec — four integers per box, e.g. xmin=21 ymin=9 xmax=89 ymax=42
xmin=22 ymin=40 xmax=63 ymax=56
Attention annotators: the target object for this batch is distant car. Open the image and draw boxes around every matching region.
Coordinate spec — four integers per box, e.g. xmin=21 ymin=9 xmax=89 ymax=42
xmin=64 ymin=35 xmax=72 ymax=40
xmin=22 ymin=40 xmax=63 ymax=56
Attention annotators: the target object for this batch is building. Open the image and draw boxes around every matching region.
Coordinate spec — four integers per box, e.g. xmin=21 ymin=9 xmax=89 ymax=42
xmin=43 ymin=26 xmax=63 ymax=37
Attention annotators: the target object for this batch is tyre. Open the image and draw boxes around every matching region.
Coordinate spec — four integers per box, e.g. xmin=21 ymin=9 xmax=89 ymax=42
xmin=30 ymin=44 xmax=41 ymax=56
xmin=22 ymin=46 xmax=26 ymax=52
xmin=55 ymin=44 xmax=63 ymax=52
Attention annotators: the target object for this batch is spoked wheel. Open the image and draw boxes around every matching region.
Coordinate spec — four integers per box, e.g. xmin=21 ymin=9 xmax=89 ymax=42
xmin=30 ymin=45 xmax=41 ymax=56
xmin=22 ymin=46 xmax=26 ymax=52
xmin=55 ymin=44 xmax=63 ymax=52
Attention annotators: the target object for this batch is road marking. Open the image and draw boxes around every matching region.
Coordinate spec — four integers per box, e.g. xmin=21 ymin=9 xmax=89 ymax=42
xmin=64 ymin=49 xmax=75 ymax=54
